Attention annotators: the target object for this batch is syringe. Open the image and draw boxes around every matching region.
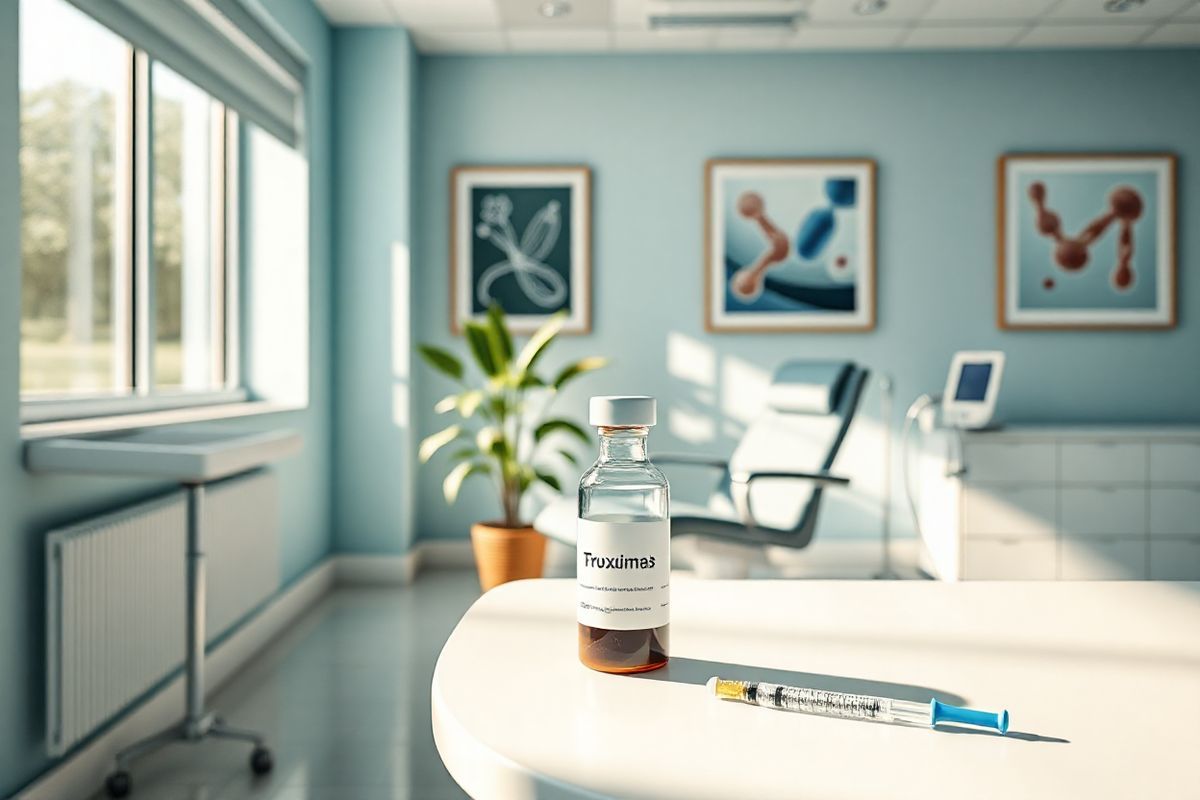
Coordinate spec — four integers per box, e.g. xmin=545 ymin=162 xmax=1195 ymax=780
xmin=707 ymin=677 xmax=1009 ymax=734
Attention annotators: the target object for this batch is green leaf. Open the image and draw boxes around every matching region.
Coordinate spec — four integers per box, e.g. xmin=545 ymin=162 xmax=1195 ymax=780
xmin=514 ymin=311 xmax=566 ymax=375
xmin=433 ymin=394 xmax=458 ymax=414
xmin=449 ymin=447 xmax=478 ymax=462
xmin=486 ymin=303 xmax=514 ymax=367
xmin=475 ymin=426 xmax=509 ymax=457
xmin=552 ymin=356 xmax=609 ymax=391
xmin=419 ymin=424 xmax=463 ymax=463
xmin=418 ymin=345 xmax=464 ymax=382
xmin=534 ymin=418 xmax=589 ymax=445
xmin=557 ymin=449 xmax=579 ymax=466
xmin=464 ymin=322 xmax=499 ymax=377
xmin=444 ymin=461 xmax=491 ymax=504
xmin=535 ymin=470 xmax=562 ymax=492
xmin=517 ymin=373 xmax=545 ymax=390
xmin=459 ymin=390 xmax=484 ymax=417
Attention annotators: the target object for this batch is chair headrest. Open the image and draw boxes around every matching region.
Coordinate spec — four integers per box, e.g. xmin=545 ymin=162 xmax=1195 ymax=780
xmin=766 ymin=361 xmax=853 ymax=415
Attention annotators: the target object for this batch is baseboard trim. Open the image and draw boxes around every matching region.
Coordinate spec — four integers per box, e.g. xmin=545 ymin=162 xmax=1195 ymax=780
xmin=335 ymin=551 xmax=421 ymax=584
xmin=16 ymin=560 xmax=337 ymax=800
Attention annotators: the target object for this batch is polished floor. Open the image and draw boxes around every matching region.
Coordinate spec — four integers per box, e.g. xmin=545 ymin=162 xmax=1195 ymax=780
xmin=90 ymin=570 xmax=481 ymax=800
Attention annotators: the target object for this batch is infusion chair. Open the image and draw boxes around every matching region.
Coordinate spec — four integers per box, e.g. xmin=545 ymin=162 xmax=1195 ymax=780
xmin=534 ymin=360 xmax=869 ymax=560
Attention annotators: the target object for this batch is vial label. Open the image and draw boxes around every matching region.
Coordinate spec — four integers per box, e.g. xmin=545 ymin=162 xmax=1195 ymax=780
xmin=576 ymin=519 xmax=670 ymax=630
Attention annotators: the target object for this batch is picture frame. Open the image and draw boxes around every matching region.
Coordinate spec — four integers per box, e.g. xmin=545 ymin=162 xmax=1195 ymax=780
xmin=451 ymin=165 xmax=591 ymax=335
xmin=997 ymin=153 xmax=1176 ymax=330
xmin=705 ymin=158 xmax=876 ymax=333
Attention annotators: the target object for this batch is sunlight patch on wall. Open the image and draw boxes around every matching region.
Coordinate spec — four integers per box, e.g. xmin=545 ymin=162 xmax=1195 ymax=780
xmin=719 ymin=356 xmax=770 ymax=424
xmin=667 ymin=331 xmax=716 ymax=387
xmin=668 ymin=405 xmax=716 ymax=444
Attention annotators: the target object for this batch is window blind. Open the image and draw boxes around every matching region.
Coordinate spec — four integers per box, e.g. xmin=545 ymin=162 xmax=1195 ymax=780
xmin=65 ymin=0 xmax=306 ymax=147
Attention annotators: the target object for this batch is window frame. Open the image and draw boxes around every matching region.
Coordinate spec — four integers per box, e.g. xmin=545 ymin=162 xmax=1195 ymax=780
xmin=19 ymin=18 xmax=242 ymax=424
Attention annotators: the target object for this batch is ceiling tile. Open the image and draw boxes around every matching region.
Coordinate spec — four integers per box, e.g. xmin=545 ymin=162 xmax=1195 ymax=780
xmin=383 ymin=0 xmax=500 ymax=28
xmin=902 ymin=24 xmax=1025 ymax=46
xmin=806 ymin=0 xmax=932 ymax=23
xmin=496 ymin=0 xmax=612 ymax=28
xmin=1016 ymin=22 xmax=1153 ymax=45
xmin=613 ymin=29 xmax=716 ymax=50
xmin=1047 ymin=0 xmax=1193 ymax=21
xmin=787 ymin=24 xmax=909 ymax=47
xmin=507 ymin=28 xmax=613 ymax=51
xmin=412 ymin=29 xmax=508 ymax=52
xmin=923 ymin=0 xmax=1056 ymax=21
xmin=713 ymin=26 xmax=789 ymax=50
xmin=1138 ymin=21 xmax=1200 ymax=41
xmin=613 ymin=0 xmax=649 ymax=27
xmin=315 ymin=0 xmax=394 ymax=25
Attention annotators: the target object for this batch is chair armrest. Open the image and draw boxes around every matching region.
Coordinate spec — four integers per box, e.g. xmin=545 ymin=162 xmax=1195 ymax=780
xmin=728 ymin=470 xmax=851 ymax=529
xmin=734 ymin=470 xmax=851 ymax=488
xmin=652 ymin=453 xmax=730 ymax=470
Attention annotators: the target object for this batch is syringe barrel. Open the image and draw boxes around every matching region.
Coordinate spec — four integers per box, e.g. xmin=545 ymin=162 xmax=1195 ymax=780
xmin=721 ymin=681 xmax=929 ymax=727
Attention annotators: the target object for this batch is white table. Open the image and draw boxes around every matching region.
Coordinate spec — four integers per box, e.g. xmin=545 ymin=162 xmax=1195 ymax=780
xmin=432 ymin=577 xmax=1200 ymax=799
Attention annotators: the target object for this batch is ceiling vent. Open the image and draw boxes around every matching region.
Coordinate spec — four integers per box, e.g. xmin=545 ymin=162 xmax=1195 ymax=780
xmin=646 ymin=1 xmax=809 ymax=30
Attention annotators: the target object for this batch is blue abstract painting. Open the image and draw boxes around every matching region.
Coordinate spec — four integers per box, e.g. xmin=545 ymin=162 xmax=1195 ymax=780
xmin=708 ymin=160 xmax=875 ymax=332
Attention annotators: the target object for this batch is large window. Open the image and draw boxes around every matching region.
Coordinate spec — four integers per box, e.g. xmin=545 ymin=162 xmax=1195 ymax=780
xmin=20 ymin=0 xmax=237 ymax=417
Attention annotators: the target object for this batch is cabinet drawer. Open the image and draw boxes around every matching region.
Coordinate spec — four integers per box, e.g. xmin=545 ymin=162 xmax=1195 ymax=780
xmin=962 ymin=441 xmax=1055 ymax=483
xmin=961 ymin=538 xmax=1057 ymax=580
xmin=1149 ymin=538 xmax=1200 ymax=580
xmin=1060 ymin=487 xmax=1145 ymax=536
xmin=1150 ymin=442 xmax=1200 ymax=483
xmin=1149 ymin=488 xmax=1200 ymax=536
xmin=1059 ymin=442 xmax=1145 ymax=484
xmin=1060 ymin=537 xmax=1146 ymax=580
xmin=961 ymin=486 xmax=1055 ymax=538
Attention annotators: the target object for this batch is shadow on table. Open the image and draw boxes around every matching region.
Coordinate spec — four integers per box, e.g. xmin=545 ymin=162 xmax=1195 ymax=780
xmin=636 ymin=655 xmax=966 ymax=705
xmin=938 ymin=726 xmax=1070 ymax=744
xmin=638 ymin=657 xmax=1070 ymax=744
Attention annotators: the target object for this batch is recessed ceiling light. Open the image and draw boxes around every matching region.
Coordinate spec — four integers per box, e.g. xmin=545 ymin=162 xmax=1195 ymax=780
xmin=1103 ymin=0 xmax=1146 ymax=11
xmin=539 ymin=0 xmax=572 ymax=18
xmin=853 ymin=0 xmax=888 ymax=15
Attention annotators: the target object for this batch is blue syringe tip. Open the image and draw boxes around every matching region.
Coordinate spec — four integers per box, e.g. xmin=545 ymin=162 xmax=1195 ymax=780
xmin=930 ymin=699 xmax=1010 ymax=734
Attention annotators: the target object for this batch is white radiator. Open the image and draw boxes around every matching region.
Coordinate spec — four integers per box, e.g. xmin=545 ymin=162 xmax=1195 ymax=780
xmin=46 ymin=471 xmax=281 ymax=756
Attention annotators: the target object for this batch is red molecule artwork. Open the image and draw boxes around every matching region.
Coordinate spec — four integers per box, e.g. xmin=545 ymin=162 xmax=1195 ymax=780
xmin=1028 ymin=181 xmax=1143 ymax=292
xmin=1043 ymin=277 xmax=1055 ymax=290
xmin=730 ymin=191 xmax=790 ymax=301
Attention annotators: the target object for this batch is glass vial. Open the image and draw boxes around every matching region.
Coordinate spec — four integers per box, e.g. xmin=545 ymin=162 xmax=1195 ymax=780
xmin=577 ymin=396 xmax=669 ymax=674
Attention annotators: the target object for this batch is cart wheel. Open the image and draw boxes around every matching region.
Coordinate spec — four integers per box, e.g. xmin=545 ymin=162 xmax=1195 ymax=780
xmin=250 ymin=746 xmax=273 ymax=775
xmin=105 ymin=770 xmax=132 ymax=798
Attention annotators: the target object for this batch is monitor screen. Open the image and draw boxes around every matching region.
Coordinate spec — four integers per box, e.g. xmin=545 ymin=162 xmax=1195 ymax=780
xmin=955 ymin=363 xmax=993 ymax=402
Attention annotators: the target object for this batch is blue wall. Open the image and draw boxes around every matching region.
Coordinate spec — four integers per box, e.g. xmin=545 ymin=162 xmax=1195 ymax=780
xmin=412 ymin=50 xmax=1200 ymax=541
xmin=0 ymin=0 xmax=334 ymax=793
xmin=332 ymin=29 xmax=418 ymax=555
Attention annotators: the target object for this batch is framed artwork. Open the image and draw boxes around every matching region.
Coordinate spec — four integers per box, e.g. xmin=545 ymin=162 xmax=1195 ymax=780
xmin=998 ymin=153 xmax=1176 ymax=330
xmin=451 ymin=165 xmax=591 ymax=334
xmin=705 ymin=158 xmax=876 ymax=333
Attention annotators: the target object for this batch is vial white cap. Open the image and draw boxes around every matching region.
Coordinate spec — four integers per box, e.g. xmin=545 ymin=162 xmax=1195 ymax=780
xmin=589 ymin=396 xmax=656 ymax=427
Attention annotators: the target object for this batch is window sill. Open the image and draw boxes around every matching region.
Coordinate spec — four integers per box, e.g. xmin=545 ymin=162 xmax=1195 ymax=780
xmin=21 ymin=401 xmax=304 ymax=441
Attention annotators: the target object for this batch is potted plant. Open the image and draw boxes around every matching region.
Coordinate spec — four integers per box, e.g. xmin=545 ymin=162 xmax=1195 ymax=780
xmin=418 ymin=305 xmax=607 ymax=591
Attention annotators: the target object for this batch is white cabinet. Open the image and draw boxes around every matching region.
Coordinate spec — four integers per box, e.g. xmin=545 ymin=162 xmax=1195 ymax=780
xmin=1060 ymin=537 xmax=1146 ymax=580
xmin=916 ymin=426 xmax=1200 ymax=581
xmin=962 ymin=538 xmax=1057 ymax=580
xmin=1149 ymin=538 xmax=1200 ymax=580
xmin=1149 ymin=488 xmax=1200 ymax=536
xmin=1060 ymin=488 xmax=1146 ymax=537
xmin=1149 ymin=442 xmax=1200 ymax=483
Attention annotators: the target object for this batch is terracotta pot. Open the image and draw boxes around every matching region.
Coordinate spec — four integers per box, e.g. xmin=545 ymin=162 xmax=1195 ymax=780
xmin=470 ymin=522 xmax=547 ymax=591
